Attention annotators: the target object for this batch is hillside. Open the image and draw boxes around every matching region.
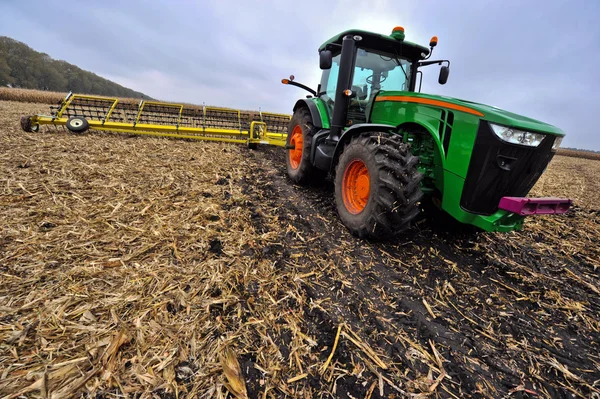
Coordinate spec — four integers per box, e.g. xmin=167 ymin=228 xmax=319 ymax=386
xmin=0 ymin=36 xmax=149 ymax=99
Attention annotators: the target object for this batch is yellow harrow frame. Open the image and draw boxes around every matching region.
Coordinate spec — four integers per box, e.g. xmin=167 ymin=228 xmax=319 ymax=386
xmin=23 ymin=92 xmax=290 ymax=147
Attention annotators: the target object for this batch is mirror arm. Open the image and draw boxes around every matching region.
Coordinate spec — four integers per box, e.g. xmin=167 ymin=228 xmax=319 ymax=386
xmin=283 ymin=80 xmax=317 ymax=96
xmin=418 ymin=59 xmax=450 ymax=67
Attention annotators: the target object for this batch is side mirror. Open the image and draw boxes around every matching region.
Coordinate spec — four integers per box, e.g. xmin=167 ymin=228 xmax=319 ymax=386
xmin=320 ymin=50 xmax=332 ymax=70
xmin=439 ymin=66 xmax=449 ymax=85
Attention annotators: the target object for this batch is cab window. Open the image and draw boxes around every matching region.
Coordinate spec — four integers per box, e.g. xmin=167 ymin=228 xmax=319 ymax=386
xmin=319 ymin=54 xmax=341 ymax=118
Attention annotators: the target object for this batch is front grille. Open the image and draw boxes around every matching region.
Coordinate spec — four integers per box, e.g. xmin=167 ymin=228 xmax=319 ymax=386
xmin=461 ymin=121 xmax=557 ymax=215
xmin=441 ymin=111 xmax=454 ymax=158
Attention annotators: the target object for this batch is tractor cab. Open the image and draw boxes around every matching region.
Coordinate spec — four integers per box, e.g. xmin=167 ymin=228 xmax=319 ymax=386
xmin=316 ymin=28 xmax=448 ymax=127
xmin=319 ymin=47 xmax=413 ymax=125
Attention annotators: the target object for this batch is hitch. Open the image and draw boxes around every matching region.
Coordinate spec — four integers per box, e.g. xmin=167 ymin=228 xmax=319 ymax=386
xmin=498 ymin=197 xmax=572 ymax=216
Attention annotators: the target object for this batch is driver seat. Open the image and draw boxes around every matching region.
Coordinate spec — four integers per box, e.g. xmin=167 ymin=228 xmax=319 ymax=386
xmin=348 ymin=85 xmax=369 ymax=124
xmin=351 ymin=85 xmax=368 ymax=101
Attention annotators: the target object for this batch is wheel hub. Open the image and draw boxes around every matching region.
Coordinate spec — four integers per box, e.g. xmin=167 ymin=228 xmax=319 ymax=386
xmin=342 ymin=159 xmax=370 ymax=214
xmin=289 ymin=125 xmax=303 ymax=170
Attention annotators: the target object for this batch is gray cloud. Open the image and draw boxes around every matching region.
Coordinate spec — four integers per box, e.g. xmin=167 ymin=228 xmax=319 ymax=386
xmin=1 ymin=0 xmax=598 ymax=149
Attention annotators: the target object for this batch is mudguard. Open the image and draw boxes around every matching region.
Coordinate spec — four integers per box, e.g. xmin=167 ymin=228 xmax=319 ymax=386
xmin=331 ymin=123 xmax=397 ymax=171
xmin=293 ymin=99 xmax=323 ymax=129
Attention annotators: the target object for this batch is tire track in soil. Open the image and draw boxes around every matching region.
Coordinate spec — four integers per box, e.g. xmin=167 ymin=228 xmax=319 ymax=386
xmin=239 ymin=147 xmax=600 ymax=398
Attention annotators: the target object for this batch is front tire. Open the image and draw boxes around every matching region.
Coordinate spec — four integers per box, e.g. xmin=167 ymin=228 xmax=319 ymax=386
xmin=334 ymin=132 xmax=424 ymax=239
xmin=285 ymin=108 xmax=326 ymax=185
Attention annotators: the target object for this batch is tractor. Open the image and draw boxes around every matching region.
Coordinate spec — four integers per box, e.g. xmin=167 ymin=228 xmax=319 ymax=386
xmin=281 ymin=26 xmax=571 ymax=239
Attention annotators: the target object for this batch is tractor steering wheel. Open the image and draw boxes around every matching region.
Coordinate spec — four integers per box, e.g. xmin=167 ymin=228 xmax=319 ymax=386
xmin=366 ymin=74 xmax=387 ymax=84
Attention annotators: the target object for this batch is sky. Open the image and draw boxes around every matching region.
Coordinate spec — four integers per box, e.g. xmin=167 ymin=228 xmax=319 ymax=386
xmin=1 ymin=0 xmax=599 ymax=150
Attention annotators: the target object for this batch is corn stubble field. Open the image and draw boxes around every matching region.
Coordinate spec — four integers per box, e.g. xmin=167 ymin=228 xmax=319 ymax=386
xmin=0 ymin=99 xmax=599 ymax=399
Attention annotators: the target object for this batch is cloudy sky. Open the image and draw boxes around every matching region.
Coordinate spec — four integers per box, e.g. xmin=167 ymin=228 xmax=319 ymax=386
xmin=1 ymin=0 xmax=598 ymax=150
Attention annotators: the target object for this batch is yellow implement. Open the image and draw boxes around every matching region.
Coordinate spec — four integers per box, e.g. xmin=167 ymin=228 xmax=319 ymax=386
xmin=21 ymin=92 xmax=290 ymax=148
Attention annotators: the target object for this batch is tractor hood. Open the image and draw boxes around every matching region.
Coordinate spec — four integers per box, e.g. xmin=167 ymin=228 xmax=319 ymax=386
xmin=378 ymin=91 xmax=565 ymax=136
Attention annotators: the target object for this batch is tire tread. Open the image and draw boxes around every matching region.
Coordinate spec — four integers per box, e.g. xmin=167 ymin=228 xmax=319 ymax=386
xmin=335 ymin=132 xmax=424 ymax=239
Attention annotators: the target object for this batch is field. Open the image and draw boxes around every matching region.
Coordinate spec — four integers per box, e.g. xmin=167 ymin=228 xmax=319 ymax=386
xmin=555 ymin=148 xmax=600 ymax=161
xmin=1 ymin=100 xmax=599 ymax=398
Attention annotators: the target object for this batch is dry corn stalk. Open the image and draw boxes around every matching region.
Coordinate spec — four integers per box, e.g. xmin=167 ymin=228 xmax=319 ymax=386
xmin=219 ymin=347 xmax=248 ymax=399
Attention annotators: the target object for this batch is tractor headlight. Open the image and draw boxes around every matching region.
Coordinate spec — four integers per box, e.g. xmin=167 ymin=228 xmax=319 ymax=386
xmin=552 ymin=136 xmax=563 ymax=150
xmin=489 ymin=123 xmax=546 ymax=147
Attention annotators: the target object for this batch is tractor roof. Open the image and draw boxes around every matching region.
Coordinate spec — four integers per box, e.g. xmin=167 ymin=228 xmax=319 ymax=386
xmin=318 ymin=29 xmax=430 ymax=60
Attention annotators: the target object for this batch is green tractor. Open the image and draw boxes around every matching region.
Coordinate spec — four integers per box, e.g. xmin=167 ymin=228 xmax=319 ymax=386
xmin=282 ymin=26 xmax=571 ymax=239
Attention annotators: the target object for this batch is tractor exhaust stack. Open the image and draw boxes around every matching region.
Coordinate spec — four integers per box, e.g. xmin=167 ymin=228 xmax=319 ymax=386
xmin=327 ymin=34 xmax=358 ymax=142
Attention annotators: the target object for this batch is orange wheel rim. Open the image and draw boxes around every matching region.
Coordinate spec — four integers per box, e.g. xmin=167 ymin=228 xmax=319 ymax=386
xmin=342 ymin=159 xmax=370 ymax=214
xmin=289 ymin=125 xmax=303 ymax=170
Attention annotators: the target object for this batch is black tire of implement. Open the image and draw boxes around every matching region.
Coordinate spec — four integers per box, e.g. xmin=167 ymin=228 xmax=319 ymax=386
xmin=334 ymin=132 xmax=424 ymax=239
xmin=20 ymin=116 xmax=33 ymax=132
xmin=66 ymin=116 xmax=89 ymax=133
xmin=247 ymin=141 xmax=258 ymax=150
xmin=285 ymin=107 xmax=326 ymax=185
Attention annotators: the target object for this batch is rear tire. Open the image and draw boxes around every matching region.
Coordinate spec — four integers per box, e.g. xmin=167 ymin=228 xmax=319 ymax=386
xmin=285 ymin=107 xmax=326 ymax=185
xmin=334 ymin=132 xmax=424 ymax=239
xmin=66 ymin=116 xmax=89 ymax=133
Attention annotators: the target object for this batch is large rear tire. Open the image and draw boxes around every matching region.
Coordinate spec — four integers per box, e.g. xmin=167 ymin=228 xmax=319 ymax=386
xmin=334 ymin=132 xmax=424 ymax=239
xmin=285 ymin=108 xmax=326 ymax=185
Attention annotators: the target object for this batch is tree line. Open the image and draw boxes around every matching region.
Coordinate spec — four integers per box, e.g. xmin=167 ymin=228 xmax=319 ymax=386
xmin=0 ymin=36 xmax=150 ymax=99
xmin=563 ymin=147 xmax=600 ymax=154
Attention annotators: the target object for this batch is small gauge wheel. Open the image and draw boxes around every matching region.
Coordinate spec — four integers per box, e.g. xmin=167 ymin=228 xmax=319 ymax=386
xmin=20 ymin=115 xmax=34 ymax=132
xmin=66 ymin=116 xmax=89 ymax=133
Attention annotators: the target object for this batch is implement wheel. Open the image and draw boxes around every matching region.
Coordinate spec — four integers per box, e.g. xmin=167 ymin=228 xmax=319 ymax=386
xmin=20 ymin=116 xmax=38 ymax=132
xmin=66 ymin=116 xmax=89 ymax=133
xmin=285 ymin=107 xmax=326 ymax=185
xmin=334 ymin=132 xmax=424 ymax=239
